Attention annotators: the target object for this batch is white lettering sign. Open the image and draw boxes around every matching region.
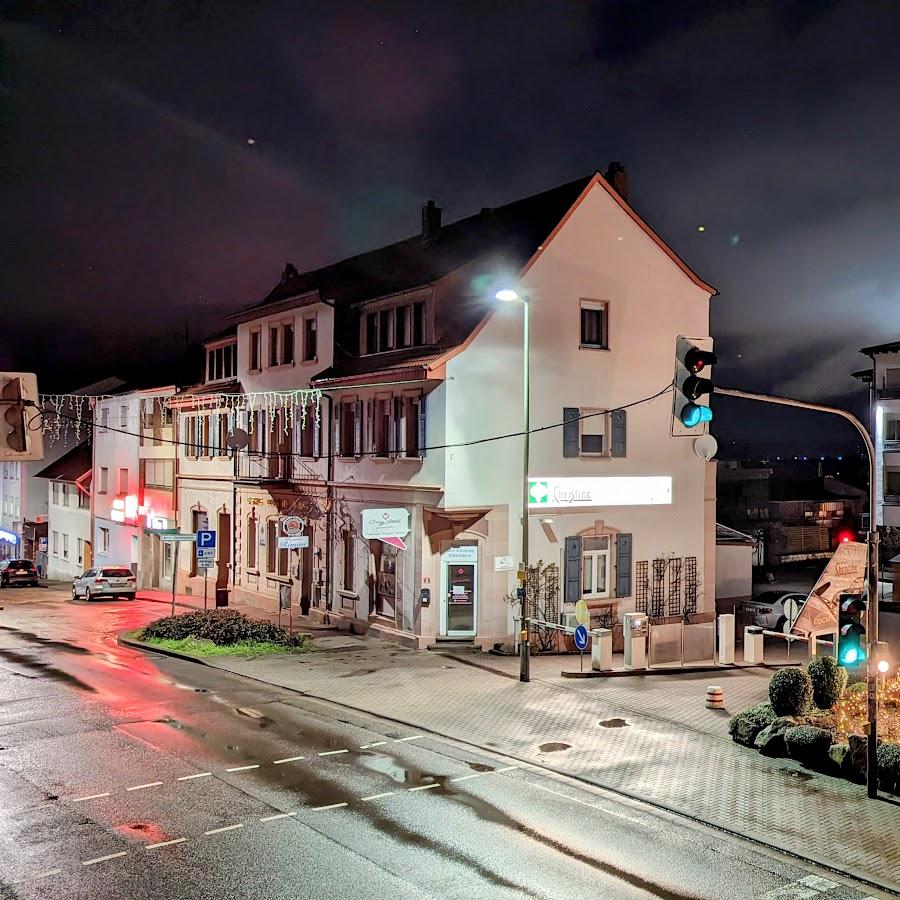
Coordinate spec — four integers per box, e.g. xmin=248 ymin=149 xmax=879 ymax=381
xmin=527 ymin=476 xmax=672 ymax=509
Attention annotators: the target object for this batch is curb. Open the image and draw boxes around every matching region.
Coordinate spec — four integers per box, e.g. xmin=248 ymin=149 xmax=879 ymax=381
xmin=561 ymin=661 xmax=801 ymax=678
xmin=120 ymin=630 xmax=899 ymax=896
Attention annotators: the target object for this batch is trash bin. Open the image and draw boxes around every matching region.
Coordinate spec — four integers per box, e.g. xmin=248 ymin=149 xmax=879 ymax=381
xmin=591 ymin=628 xmax=613 ymax=671
xmin=744 ymin=626 xmax=764 ymax=664
xmin=215 ymin=587 xmax=229 ymax=608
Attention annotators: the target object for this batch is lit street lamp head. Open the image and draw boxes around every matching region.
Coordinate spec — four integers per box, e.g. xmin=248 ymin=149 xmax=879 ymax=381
xmin=494 ymin=288 xmax=520 ymax=302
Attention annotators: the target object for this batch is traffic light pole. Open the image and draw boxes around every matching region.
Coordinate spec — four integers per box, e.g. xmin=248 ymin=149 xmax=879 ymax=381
xmin=717 ymin=387 xmax=880 ymax=798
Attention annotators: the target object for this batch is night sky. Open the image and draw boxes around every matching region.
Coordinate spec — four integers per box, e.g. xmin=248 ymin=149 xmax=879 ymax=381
xmin=3 ymin=2 xmax=900 ymax=454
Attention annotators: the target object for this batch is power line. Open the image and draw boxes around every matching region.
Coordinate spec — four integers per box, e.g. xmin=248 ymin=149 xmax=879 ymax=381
xmin=27 ymin=381 xmax=675 ymax=462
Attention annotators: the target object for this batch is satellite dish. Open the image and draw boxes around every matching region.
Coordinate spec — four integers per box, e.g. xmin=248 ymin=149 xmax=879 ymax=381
xmin=693 ymin=434 xmax=718 ymax=461
xmin=226 ymin=428 xmax=249 ymax=450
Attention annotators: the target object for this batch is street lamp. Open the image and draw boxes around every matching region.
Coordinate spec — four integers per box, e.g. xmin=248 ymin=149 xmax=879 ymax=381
xmin=495 ymin=287 xmax=531 ymax=683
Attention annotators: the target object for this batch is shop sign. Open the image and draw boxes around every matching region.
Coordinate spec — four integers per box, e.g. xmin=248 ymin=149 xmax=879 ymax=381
xmin=443 ymin=544 xmax=478 ymax=564
xmin=791 ymin=541 xmax=866 ymax=636
xmin=281 ymin=515 xmax=305 ymax=536
xmin=361 ymin=508 xmax=410 ymax=551
xmin=527 ymin=476 xmax=672 ymax=509
xmin=494 ymin=556 xmax=515 ymax=571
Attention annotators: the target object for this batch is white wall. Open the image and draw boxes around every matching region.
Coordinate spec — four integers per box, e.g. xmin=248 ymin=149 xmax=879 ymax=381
xmin=46 ymin=483 xmax=91 ymax=580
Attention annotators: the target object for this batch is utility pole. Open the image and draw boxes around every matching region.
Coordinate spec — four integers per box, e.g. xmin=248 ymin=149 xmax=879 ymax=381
xmin=717 ymin=387 xmax=880 ymax=797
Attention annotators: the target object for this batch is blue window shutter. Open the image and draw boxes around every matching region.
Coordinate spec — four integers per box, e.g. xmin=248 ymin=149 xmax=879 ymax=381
xmin=563 ymin=408 xmax=580 ymax=458
xmin=564 ymin=536 xmax=582 ymax=604
xmin=615 ymin=533 xmax=632 ymax=598
xmin=418 ymin=394 xmax=427 ymax=458
xmin=611 ymin=410 xmax=627 ymax=458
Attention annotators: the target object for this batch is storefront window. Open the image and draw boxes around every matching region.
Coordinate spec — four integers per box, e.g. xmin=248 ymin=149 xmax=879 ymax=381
xmin=375 ymin=543 xmax=399 ymax=620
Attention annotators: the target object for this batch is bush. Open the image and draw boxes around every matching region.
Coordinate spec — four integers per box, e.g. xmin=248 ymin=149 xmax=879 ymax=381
xmin=142 ymin=609 xmax=304 ymax=647
xmin=768 ymin=667 xmax=813 ymax=716
xmin=784 ymin=724 xmax=833 ymax=766
xmin=728 ymin=702 xmax=778 ymax=747
xmin=807 ymin=656 xmax=848 ymax=710
xmin=877 ymin=742 xmax=900 ymax=794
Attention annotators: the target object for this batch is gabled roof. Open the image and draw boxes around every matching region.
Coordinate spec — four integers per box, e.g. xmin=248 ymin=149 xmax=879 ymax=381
xmin=861 ymin=339 xmax=900 ymax=356
xmin=33 ymin=441 xmax=92 ymax=482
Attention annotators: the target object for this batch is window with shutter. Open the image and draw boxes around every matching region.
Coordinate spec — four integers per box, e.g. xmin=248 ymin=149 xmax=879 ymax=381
xmin=615 ymin=533 xmax=633 ymax=598
xmin=353 ymin=400 xmax=363 ymax=456
xmin=611 ymin=409 xmax=627 ymax=458
xmin=563 ymin=408 xmax=580 ymax=458
xmin=564 ymin=536 xmax=582 ymax=603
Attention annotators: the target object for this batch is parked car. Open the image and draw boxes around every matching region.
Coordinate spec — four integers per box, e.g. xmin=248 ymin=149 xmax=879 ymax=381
xmin=738 ymin=590 xmax=807 ymax=633
xmin=0 ymin=558 xmax=40 ymax=588
xmin=72 ymin=566 xmax=137 ymax=601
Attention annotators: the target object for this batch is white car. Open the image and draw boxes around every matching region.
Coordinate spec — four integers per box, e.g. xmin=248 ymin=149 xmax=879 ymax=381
xmin=72 ymin=566 xmax=137 ymax=601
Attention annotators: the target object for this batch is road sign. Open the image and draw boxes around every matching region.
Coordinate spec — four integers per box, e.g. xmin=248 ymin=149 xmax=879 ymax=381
xmin=196 ymin=548 xmax=215 ymax=560
xmin=277 ymin=535 xmax=309 ymax=550
xmin=574 ymin=598 xmax=590 ymax=626
xmin=573 ymin=624 xmax=589 ymax=651
xmin=197 ymin=557 xmax=215 ymax=569
xmin=159 ymin=533 xmax=197 ymax=543
xmin=281 ymin=516 xmax=304 ymax=537
xmin=197 ymin=529 xmax=216 ymax=550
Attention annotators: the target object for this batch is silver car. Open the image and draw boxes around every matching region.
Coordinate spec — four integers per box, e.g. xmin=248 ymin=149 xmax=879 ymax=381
xmin=72 ymin=566 xmax=137 ymax=601
xmin=739 ymin=590 xmax=807 ymax=633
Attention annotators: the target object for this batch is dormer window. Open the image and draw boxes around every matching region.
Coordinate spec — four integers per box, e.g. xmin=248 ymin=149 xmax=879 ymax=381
xmin=207 ymin=341 xmax=236 ymax=383
xmin=361 ymin=293 xmax=431 ymax=356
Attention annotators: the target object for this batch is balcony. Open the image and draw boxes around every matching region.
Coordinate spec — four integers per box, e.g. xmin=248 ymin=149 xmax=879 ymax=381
xmin=236 ymin=453 xmax=321 ymax=484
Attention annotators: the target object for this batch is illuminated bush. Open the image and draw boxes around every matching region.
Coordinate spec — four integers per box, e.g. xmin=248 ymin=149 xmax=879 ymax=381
xmin=768 ymin=667 xmax=812 ymax=717
xmin=807 ymin=655 xmax=848 ymax=710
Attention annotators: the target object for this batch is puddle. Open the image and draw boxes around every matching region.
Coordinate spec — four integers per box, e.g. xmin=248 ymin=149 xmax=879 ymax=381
xmin=468 ymin=762 xmax=494 ymax=772
xmin=537 ymin=742 xmax=571 ymax=753
xmin=155 ymin=718 xmax=185 ymax=730
xmin=0 ymin=626 xmax=90 ymax=654
xmin=0 ymin=648 xmax=97 ymax=692
xmin=599 ymin=718 xmax=629 ymax=728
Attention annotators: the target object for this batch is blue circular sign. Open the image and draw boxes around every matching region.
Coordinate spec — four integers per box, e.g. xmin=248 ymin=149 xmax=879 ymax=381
xmin=573 ymin=624 xmax=589 ymax=651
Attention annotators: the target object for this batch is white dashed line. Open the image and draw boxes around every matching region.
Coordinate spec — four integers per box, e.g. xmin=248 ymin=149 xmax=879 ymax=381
xmin=226 ymin=764 xmax=260 ymax=772
xmin=177 ymin=772 xmax=212 ymax=781
xmin=145 ymin=838 xmax=187 ymax=850
xmin=359 ymin=741 xmax=388 ymax=749
xmin=204 ymin=823 xmax=244 ymax=836
xmin=395 ymin=735 xmax=424 ymax=742
xmin=72 ymin=792 xmax=110 ymax=802
xmin=272 ymin=755 xmax=305 ymax=765
xmin=318 ymin=749 xmax=349 ymax=756
xmin=82 ymin=851 xmax=128 ymax=867
xmin=30 ymin=868 xmax=61 ymax=880
xmin=495 ymin=766 xmax=519 ymax=773
xmin=360 ymin=791 xmax=396 ymax=801
xmin=126 ymin=781 xmax=163 ymax=792
xmin=408 ymin=783 xmax=440 ymax=792
xmin=449 ymin=773 xmax=483 ymax=783
xmin=260 ymin=812 xmax=296 ymax=822
xmin=311 ymin=802 xmax=349 ymax=811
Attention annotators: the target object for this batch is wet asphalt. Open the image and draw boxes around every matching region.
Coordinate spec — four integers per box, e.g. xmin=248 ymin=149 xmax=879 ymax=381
xmin=0 ymin=587 xmax=886 ymax=900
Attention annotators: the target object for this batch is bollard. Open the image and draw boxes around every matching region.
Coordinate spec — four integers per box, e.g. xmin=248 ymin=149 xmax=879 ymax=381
xmin=706 ymin=685 xmax=724 ymax=709
xmin=744 ymin=626 xmax=764 ymax=665
xmin=591 ymin=627 xmax=613 ymax=671
xmin=718 ymin=613 xmax=735 ymax=665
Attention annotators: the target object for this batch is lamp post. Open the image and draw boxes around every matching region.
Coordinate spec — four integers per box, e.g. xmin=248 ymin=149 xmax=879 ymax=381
xmin=496 ymin=288 xmax=531 ymax=683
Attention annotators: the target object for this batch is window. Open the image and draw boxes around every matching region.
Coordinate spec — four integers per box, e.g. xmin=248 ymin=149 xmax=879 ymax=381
xmin=78 ymin=488 xmax=89 ymax=509
xmin=100 ymin=406 xmax=109 ymax=432
xmin=886 ymin=469 xmax=900 ymax=496
xmin=217 ymin=414 xmax=229 ymax=457
xmin=299 ymin=407 xmax=318 ymax=457
xmin=886 ymin=368 xmax=900 ymax=389
xmin=51 ymin=482 xmax=60 ymax=505
xmin=365 ymin=313 xmax=377 ymax=354
xmin=362 ymin=299 xmax=429 ymax=355
xmin=342 ymin=529 xmax=355 ymax=591
xmin=62 ymin=484 xmax=70 ymax=506
xmin=581 ymin=536 xmax=610 ymax=599
xmin=404 ymin=395 xmax=424 ymax=457
xmin=266 ymin=519 xmax=288 ymax=576
xmin=100 ymin=527 xmax=110 ymax=554
xmin=374 ymin=397 xmax=392 ymax=457
xmin=580 ymin=410 xmax=608 ymax=456
xmin=200 ymin=415 xmax=210 ymax=455
xmin=143 ymin=459 xmax=173 ymax=489
xmin=395 ymin=306 xmax=409 ymax=349
xmin=339 ymin=400 xmax=360 ymax=458
xmin=412 ymin=301 xmax=426 ymax=346
xmin=886 ymin=416 xmax=900 ymax=442
xmin=249 ymin=329 xmax=261 ymax=371
xmin=77 ymin=538 xmax=83 ymax=565
xmin=117 ymin=468 xmax=129 ymax=494
xmin=378 ymin=309 xmax=393 ymax=352
xmin=120 ymin=405 xmax=128 ymax=428
xmin=207 ymin=343 xmax=236 ymax=382
xmin=580 ymin=300 xmax=608 ymax=349
xmin=52 ymin=531 xmax=59 ymax=556
xmin=184 ymin=416 xmax=198 ymax=458
xmin=269 ymin=326 xmax=279 ymax=367
xmin=246 ymin=516 xmax=257 ymax=570
xmin=282 ymin=322 xmax=295 ymax=365
xmin=99 ymin=467 xmax=109 ymax=494
xmin=62 ymin=533 xmax=69 ymax=560
xmin=303 ymin=316 xmax=317 ymax=362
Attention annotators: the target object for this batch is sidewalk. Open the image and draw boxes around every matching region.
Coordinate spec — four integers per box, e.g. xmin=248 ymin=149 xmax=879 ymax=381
xmin=167 ymin=636 xmax=900 ymax=892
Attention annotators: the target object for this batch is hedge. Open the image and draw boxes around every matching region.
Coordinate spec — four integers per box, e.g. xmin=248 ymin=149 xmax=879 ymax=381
xmin=141 ymin=609 xmax=304 ymax=647
xmin=768 ymin=667 xmax=812 ymax=716
xmin=807 ymin=656 xmax=848 ymax=710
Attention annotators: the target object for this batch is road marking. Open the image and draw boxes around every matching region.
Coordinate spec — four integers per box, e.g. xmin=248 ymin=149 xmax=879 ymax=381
xmin=495 ymin=766 xmax=519 ymax=773
xmin=798 ymin=876 xmax=838 ymax=891
xmin=177 ymin=772 xmax=212 ymax=781
xmin=226 ymin=764 xmax=260 ymax=772
xmin=408 ymin=783 xmax=440 ymax=792
xmin=395 ymin=735 xmax=424 ymax=742
xmin=82 ymin=851 xmax=128 ymax=867
xmin=126 ymin=781 xmax=163 ymax=792
xmin=72 ymin=792 xmax=110 ymax=802
xmin=272 ymin=755 xmax=305 ymax=765
xmin=260 ymin=812 xmax=296 ymax=822
xmin=236 ymin=707 xmax=264 ymax=718
xmin=359 ymin=741 xmax=388 ymax=749
xmin=318 ymin=749 xmax=348 ymax=756
xmin=204 ymin=823 xmax=244 ymax=836
xmin=311 ymin=802 xmax=348 ymax=811
xmin=360 ymin=791 xmax=396 ymax=801
xmin=449 ymin=773 xmax=484 ymax=783
xmin=145 ymin=838 xmax=187 ymax=850
xmin=30 ymin=868 xmax=61 ymax=880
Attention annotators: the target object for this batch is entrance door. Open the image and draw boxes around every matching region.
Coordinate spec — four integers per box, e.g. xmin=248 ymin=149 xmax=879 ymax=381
xmin=441 ymin=544 xmax=478 ymax=637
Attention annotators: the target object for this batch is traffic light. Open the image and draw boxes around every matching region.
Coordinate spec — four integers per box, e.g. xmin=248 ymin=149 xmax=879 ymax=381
xmin=837 ymin=593 xmax=866 ymax=666
xmin=0 ymin=373 xmax=43 ymax=461
xmin=673 ymin=337 xmax=717 ymax=433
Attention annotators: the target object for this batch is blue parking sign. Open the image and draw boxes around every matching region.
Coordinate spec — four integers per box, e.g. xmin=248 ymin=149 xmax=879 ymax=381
xmin=197 ymin=529 xmax=216 ymax=550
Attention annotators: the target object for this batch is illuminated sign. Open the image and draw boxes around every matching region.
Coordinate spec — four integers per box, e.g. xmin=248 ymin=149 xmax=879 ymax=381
xmin=527 ymin=476 xmax=672 ymax=509
xmin=111 ymin=495 xmax=141 ymax=523
xmin=0 ymin=529 xmax=18 ymax=544
xmin=362 ymin=508 xmax=410 ymax=550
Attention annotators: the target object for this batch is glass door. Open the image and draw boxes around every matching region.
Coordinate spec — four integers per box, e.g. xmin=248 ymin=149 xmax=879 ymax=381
xmin=442 ymin=544 xmax=478 ymax=636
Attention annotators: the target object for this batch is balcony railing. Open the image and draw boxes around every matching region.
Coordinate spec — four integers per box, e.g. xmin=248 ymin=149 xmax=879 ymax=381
xmin=236 ymin=453 xmax=322 ymax=483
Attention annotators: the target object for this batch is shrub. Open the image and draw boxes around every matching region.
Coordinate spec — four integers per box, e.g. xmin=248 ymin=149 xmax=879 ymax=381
xmin=877 ymin=742 xmax=900 ymax=794
xmin=807 ymin=655 xmax=848 ymax=710
xmin=142 ymin=609 xmax=304 ymax=647
xmin=728 ymin=702 xmax=778 ymax=747
xmin=784 ymin=724 xmax=833 ymax=766
xmin=768 ymin=667 xmax=813 ymax=717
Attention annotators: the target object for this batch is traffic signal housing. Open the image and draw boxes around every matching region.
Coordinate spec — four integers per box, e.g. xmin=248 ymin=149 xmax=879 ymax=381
xmin=0 ymin=373 xmax=43 ymax=461
xmin=673 ymin=337 xmax=716 ymax=435
xmin=837 ymin=592 xmax=866 ymax=667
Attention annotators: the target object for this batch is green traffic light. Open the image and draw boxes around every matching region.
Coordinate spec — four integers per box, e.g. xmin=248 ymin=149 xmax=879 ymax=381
xmin=680 ymin=403 xmax=713 ymax=428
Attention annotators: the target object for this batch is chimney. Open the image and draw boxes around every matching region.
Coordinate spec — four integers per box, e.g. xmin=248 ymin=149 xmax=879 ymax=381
xmin=421 ymin=199 xmax=442 ymax=240
xmin=282 ymin=262 xmax=299 ymax=283
xmin=604 ymin=161 xmax=629 ymax=201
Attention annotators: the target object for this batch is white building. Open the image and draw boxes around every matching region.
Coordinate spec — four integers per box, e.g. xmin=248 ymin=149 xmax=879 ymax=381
xmin=33 ymin=442 xmax=92 ymax=580
xmin=191 ymin=167 xmax=718 ymax=648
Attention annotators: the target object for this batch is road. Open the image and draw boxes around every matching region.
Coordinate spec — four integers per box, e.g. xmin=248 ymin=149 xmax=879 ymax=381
xmin=0 ymin=586 xmax=888 ymax=900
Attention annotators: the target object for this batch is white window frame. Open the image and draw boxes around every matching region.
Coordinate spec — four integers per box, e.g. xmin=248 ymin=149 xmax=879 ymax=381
xmin=77 ymin=538 xmax=83 ymax=565
xmin=580 ymin=299 xmax=609 ymax=350
xmin=249 ymin=329 xmax=262 ymax=372
xmin=579 ymin=408 xmax=610 ymax=458
xmin=62 ymin=533 xmax=69 ymax=560
xmin=100 ymin=527 xmax=110 ymax=554
xmin=52 ymin=531 xmax=59 ymax=556
xmin=98 ymin=467 xmax=109 ymax=494
xmin=117 ymin=468 xmax=129 ymax=495
xmin=302 ymin=314 xmax=318 ymax=363
xmin=581 ymin=537 xmax=611 ymax=599
xmin=120 ymin=405 xmax=128 ymax=428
